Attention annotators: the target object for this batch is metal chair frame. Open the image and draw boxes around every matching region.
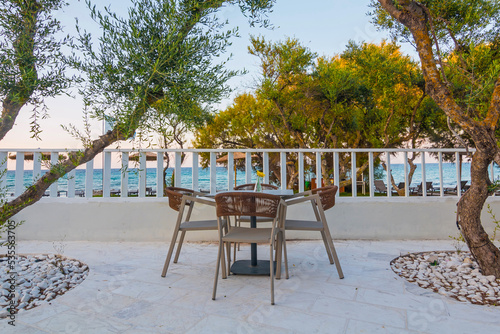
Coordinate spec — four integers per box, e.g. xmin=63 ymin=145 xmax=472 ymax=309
xmin=284 ymin=185 xmax=344 ymax=279
xmin=161 ymin=187 xmax=228 ymax=277
xmin=212 ymin=192 xmax=288 ymax=305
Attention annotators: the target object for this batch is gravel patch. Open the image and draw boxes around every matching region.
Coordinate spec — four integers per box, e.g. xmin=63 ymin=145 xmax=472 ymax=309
xmin=0 ymin=254 xmax=89 ymax=318
xmin=391 ymin=251 xmax=500 ymax=306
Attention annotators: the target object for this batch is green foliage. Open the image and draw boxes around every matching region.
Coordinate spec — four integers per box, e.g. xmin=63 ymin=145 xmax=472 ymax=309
xmin=449 ymin=232 xmax=465 ymax=253
xmin=0 ymin=0 xmax=73 ymax=138
xmin=370 ymin=0 xmax=500 ymax=124
xmin=370 ymin=1 xmax=500 ymax=51
xmin=68 ymin=0 xmax=240 ymax=140
xmin=488 ymin=178 xmax=500 ymax=193
xmin=487 ymin=204 xmax=500 ymax=244
xmin=0 ymin=0 xmax=275 ymax=223
xmin=194 ymin=38 xmax=441 ymax=186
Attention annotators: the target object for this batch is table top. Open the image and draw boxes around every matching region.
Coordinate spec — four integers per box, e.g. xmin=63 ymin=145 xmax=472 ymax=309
xmin=205 ymin=189 xmax=294 ymax=198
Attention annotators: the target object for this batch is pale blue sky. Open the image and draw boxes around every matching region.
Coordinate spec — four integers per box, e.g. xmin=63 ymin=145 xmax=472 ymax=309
xmin=0 ymin=0 xmax=415 ymax=149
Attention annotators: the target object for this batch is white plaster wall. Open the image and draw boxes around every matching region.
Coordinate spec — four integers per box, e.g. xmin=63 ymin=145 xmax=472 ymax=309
xmin=10 ymin=196 xmax=500 ymax=242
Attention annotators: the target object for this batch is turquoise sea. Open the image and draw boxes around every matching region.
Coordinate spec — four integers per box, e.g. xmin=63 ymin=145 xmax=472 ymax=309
xmin=3 ymin=162 xmax=500 ymax=195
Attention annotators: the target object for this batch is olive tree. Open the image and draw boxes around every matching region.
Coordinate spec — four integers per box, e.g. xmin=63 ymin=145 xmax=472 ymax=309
xmin=0 ymin=0 xmax=71 ymax=140
xmin=373 ymin=0 xmax=500 ymax=277
xmin=0 ymin=0 xmax=274 ymax=224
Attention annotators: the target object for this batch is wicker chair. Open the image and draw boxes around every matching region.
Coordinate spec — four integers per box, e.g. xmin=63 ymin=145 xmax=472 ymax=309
xmin=232 ymin=183 xmax=279 ymax=258
xmin=233 ymin=184 xmax=278 ymax=224
xmin=212 ymin=192 xmax=288 ymax=305
xmin=161 ymin=187 xmax=227 ymax=277
xmin=284 ymin=185 xmax=344 ymax=279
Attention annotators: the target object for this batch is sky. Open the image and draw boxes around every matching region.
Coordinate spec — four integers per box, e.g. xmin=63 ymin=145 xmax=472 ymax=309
xmin=0 ymin=0 xmax=416 ymax=150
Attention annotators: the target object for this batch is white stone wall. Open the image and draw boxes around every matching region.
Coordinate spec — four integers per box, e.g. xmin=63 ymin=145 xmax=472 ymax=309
xmin=10 ymin=196 xmax=500 ymax=241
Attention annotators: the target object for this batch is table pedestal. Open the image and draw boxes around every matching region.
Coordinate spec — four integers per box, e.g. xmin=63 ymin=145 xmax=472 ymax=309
xmin=230 ymin=215 xmax=275 ymax=276
xmin=230 ymin=260 xmax=275 ymax=275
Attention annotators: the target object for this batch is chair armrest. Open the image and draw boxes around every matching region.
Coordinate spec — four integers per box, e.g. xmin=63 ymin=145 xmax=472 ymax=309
xmin=285 ymin=193 xmax=319 ymax=206
xmin=183 ymin=195 xmax=216 ymax=207
xmin=191 ymin=190 xmax=206 ymax=197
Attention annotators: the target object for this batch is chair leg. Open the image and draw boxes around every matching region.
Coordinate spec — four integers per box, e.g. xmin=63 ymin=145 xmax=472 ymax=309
xmin=270 ymin=244 xmax=275 ymax=305
xmin=173 ymin=231 xmax=186 ymax=263
xmin=212 ymin=239 xmax=223 ymax=300
xmin=161 ymin=228 xmax=180 ymax=277
xmin=323 ymin=227 xmax=344 ymax=279
xmin=236 ymin=217 xmax=241 ymax=251
xmin=233 ymin=241 xmax=237 ymax=263
xmin=223 ymin=221 xmax=230 ymax=277
xmin=221 ymin=240 xmax=227 ymax=280
xmin=275 ymin=233 xmax=282 ymax=280
xmin=282 ymin=230 xmax=289 ymax=279
xmin=320 ymin=231 xmax=334 ymax=264
xmin=226 ymin=241 xmax=231 ymax=277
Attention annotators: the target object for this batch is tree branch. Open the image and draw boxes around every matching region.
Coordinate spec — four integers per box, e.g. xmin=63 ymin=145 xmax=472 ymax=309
xmin=378 ymin=0 xmax=477 ymax=135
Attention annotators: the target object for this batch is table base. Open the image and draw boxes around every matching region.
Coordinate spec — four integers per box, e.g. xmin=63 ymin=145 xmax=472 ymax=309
xmin=230 ymin=260 xmax=276 ymax=276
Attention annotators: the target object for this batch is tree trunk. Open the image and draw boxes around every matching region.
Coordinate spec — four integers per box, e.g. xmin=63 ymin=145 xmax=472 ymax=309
xmin=377 ymin=0 xmax=500 ymax=277
xmin=0 ymin=99 xmax=25 ymax=141
xmin=0 ymin=128 xmax=126 ymax=223
xmin=0 ymin=0 xmax=41 ymax=141
xmin=0 ymin=96 xmax=153 ymax=224
xmin=383 ymin=156 xmax=417 ymax=196
xmin=458 ymin=148 xmax=500 ymax=277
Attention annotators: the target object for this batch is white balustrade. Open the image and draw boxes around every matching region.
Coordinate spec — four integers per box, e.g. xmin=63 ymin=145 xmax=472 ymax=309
xmin=210 ymin=152 xmax=217 ymax=194
xmin=422 ymin=153 xmax=427 ymax=197
xmin=156 ymin=152 xmax=164 ymax=197
xmin=386 ymin=151 xmax=392 ymax=198
xmin=226 ymin=152 xmax=233 ymax=190
xmin=438 ymin=152 xmax=444 ymax=197
xmin=403 ymin=152 xmax=409 ymax=197
xmin=139 ymin=152 xmax=147 ymax=197
xmin=334 ymin=152 xmax=340 ymax=198
xmin=263 ymin=152 xmax=269 ymax=185
xmin=280 ymin=152 xmax=287 ymax=190
xmin=85 ymin=160 xmax=93 ymax=198
xmin=49 ymin=152 xmax=58 ymax=198
xmin=0 ymin=148 xmax=497 ymax=200
xmin=245 ymin=152 xmax=252 ymax=184
xmin=121 ymin=152 xmax=129 ymax=198
xmin=0 ymin=152 xmax=7 ymax=194
xmin=351 ymin=152 xmax=356 ymax=197
xmin=103 ymin=152 xmax=112 ymax=197
xmin=298 ymin=152 xmax=304 ymax=193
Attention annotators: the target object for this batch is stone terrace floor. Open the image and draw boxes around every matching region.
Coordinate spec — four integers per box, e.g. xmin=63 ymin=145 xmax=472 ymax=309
xmin=2 ymin=240 xmax=500 ymax=333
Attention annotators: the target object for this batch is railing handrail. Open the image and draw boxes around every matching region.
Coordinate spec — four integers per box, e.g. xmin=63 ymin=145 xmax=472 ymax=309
xmin=0 ymin=148 xmax=475 ymax=153
xmin=0 ymin=147 xmax=495 ymax=200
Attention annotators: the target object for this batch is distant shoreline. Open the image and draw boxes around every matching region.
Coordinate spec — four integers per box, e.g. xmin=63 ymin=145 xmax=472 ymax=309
xmin=3 ymin=162 xmax=493 ymax=196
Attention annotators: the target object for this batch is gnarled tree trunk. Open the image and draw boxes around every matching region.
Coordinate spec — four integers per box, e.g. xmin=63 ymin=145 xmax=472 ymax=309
xmin=378 ymin=0 xmax=500 ymax=277
xmin=0 ymin=128 xmax=125 ymax=222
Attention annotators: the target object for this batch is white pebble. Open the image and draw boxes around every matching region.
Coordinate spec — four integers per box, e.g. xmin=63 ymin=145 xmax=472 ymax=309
xmin=0 ymin=254 xmax=89 ymax=313
xmin=486 ymin=275 xmax=497 ymax=283
xmin=20 ymin=294 xmax=31 ymax=303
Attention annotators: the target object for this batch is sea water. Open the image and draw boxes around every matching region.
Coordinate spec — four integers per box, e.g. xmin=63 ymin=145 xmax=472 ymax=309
xmin=3 ymin=162 xmax=500 ymax=195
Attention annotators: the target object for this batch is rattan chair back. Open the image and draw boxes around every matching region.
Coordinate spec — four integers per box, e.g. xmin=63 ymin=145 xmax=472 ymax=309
xmin=311 ymin=185 xmax=338 ymax=211
xmin=234 ymin=183 xmax=278 ymax=191
xmin=165 ymin=187 xmax=196 ymax=212
xmin=214 ymin=192 xmax=280 ymax=218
